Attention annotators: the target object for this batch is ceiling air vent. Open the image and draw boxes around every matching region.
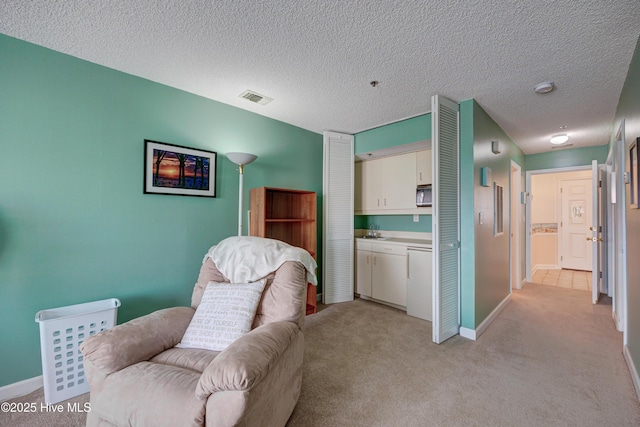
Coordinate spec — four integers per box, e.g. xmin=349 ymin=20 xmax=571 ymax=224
xmin=239 ymin=90 xmax=273 ymax=105
xmin=551 ymin=143 xmax=574 ymax=149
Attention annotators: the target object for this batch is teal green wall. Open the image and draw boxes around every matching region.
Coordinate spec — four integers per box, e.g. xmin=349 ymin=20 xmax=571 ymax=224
xmin=525 ymin=145 xmax=608 ymax=170
xmin=354 ymin=114 xmax=432 ymax=233
xmin=459 ymin=99 xmax=526 ymax=329
xmin=354 ymin=115 xmax=431 ymax=154
xmin=610 ymin=35 xmax=640 ymax=387
xmin=459 ymin=100 xmax=476 ymax=329
xmin=0 ymin=34 xmax=323 ymax=387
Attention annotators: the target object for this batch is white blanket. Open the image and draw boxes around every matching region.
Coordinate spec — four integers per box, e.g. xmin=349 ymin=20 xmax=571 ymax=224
xmin=204 ymin=236 xmax=318 ymax=286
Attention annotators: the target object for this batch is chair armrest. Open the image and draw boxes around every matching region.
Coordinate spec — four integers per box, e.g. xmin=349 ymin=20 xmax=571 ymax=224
xmin=80 ymin=306 xmax=195 ymax=375
xmin=195 ymin=321 xmax=300 ymax=400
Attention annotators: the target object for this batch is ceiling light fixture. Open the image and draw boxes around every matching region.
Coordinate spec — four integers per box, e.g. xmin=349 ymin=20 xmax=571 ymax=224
xmin=550 ymin=134 xmax=569 ymax=145
xmin=534 ymin=81 xmax=555 ymax=94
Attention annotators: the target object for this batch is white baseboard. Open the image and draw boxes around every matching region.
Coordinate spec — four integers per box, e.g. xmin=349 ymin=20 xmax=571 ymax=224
xmin=0 ymin=376 xmax=43 ymax=402
xmin=459 ymin=293 xmax=512 ymax=341
xmin=613 ymin=311 xmax=624 ymax=332
xmin=534 ymin=264 xmax=560 ymax=271
xmin=623 ymin=345 xmax=640 ymax=402
xmin=459 ymin=327 xmax=476 ymax=340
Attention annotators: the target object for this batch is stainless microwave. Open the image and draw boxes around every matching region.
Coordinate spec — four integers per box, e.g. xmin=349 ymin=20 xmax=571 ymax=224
xmin=416 ymin=185 xmax=432 ymax=207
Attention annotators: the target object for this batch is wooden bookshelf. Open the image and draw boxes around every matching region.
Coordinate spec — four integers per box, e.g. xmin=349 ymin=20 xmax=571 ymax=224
xmin=250 ymin=187 xmax=317 ymax=314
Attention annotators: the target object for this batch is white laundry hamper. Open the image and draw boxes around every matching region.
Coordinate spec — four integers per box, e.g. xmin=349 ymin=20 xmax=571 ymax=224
xmin=35 ymin=298 xmax=120 ymax=404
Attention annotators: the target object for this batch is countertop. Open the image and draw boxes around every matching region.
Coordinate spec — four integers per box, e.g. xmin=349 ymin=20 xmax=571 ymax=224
xmin=355 ymin=236 xmax=432 ymax=249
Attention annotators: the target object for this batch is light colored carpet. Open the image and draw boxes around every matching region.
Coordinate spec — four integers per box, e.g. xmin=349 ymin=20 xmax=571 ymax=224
xmin=3 ymin=283 xmax=639 ymax=426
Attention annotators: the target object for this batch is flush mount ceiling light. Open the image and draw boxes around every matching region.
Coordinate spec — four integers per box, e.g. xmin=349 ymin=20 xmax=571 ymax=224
xmin=534 ymin=81 xmax=555 ymax=94
xmin=550 ymin=133 xmax=569 ymax=145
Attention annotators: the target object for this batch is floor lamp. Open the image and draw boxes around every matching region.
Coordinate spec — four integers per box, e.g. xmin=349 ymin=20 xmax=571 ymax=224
xmin=226 ymin=152 xmax=257 ymax=236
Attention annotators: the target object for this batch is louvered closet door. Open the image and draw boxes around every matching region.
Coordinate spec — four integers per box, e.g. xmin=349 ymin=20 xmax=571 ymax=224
xmin=431 ymin=95 xmax=461 ymax=344
xmin=323 ymin=131 xmax=354 ymax=304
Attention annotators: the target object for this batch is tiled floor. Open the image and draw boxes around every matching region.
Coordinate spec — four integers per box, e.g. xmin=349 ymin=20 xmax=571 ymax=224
xmin=532 ymin=268 xmax=592 ymax=292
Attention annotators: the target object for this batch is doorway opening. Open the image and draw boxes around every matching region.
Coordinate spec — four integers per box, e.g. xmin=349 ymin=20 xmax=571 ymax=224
xmin=527 ymin=167 xmax=593 ymax=282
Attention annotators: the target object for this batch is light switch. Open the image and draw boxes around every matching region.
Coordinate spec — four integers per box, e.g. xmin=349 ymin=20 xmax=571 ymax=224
xmin=413 ymin=214 xmax=419 ymax=222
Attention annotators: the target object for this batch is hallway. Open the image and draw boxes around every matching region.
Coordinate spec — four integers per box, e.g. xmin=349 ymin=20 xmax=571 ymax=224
xmin=532 ymin=268 xmax=592 ymax=292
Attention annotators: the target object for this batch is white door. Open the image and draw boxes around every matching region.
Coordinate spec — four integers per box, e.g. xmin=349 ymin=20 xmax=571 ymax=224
xmin=431 ymin=95 xmax=460 ymax=344
xmin=591 ymin=160 xmax=602 ymax=304
xmin=323 ymin=131 xmax=354 ymax=304
xmin=560 ymin=179 xmax=592 ymax=271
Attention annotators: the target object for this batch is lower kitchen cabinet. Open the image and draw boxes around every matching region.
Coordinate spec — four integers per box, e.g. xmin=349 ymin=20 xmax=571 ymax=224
xmin=355 ymin=248 xmax=372 ymax=297
xmin=406 ymin=248 xmax=433 ymax=321
xmin=355 ymin=240 xmax=407 ymax=307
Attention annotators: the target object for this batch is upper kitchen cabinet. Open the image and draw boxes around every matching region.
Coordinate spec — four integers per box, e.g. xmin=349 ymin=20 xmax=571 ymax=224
xmin=416 ymin=149 xmax=432 ymax=185
xmin=355 ymin=152 xmax=415 ymax=214
xmin=355 ymin=149 xmax=432 ymax=215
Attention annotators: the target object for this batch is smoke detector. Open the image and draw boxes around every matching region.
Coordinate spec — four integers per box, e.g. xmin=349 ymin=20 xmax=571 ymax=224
xmin=534 ymin=82 xmax=555 ymax=94
xmin=239 ymin=90 xmax=273 ymax=105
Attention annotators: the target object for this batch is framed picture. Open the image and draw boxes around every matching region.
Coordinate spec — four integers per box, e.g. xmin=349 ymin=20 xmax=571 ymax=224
xmin=144 ymin=139 xmax=217 ymax=197
xmin=630 ymin=139 xmax=639 ymax=208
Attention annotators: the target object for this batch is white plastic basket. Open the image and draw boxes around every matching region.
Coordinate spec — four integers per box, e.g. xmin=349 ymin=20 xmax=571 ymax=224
xmin=35 ymin=298 xmax=121 ymax=404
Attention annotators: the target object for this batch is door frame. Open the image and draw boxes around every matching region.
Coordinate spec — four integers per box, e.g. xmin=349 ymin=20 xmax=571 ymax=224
xmin=525 ymin=165 xmax=591 ymax=283
xmin=611 ymin=121 xmax=628 ymax=338
xmin=510 ymin=160 xmax=522 ymax=290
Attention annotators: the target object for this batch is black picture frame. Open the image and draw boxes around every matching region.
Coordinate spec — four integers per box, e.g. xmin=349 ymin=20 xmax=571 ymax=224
xmin=144 ymin=139 xmax=217 ymax=197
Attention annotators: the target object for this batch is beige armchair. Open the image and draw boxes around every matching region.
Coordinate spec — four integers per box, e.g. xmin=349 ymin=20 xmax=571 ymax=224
xmin=80 ymin=257 xmax=308 ymax=427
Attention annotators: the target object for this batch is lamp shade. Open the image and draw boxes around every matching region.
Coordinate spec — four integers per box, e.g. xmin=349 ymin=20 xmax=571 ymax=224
xmin=226 ymin=152 xmax=257 ymax=166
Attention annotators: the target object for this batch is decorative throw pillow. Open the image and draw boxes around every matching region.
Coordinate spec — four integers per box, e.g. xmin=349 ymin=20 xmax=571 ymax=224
xmin=178 ymin=279 xmax=266 ymax=351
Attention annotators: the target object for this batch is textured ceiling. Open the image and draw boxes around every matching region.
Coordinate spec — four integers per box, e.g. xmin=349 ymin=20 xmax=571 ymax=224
xmin=1 ymin=1 xmax=639 ymax=154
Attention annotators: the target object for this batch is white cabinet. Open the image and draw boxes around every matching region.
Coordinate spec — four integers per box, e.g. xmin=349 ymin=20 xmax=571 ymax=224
xmin=355 ymin=152 xmax=416 ymax=214
xmin=406 ymin=248 xmax=433 ymax=321
xmin=372 ymin=249 xmax=407 ymax=306
xmin=416 ymin=149 xmax=432 ymax=185
xmin=355 ymin=247 xmax=372 ymax=297
xmin=355 ymin=240 xmax=407 ymax=307
xmin=354 ymin=160 xmax=381 ymax=211
xmin=354 ymin=161 xmax=364 ymax=212
xmin=383 ymin=153 xmax=416 ymax=210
